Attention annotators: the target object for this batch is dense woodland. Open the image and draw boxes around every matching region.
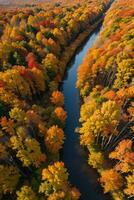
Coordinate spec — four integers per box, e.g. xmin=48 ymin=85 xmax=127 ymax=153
xmin=77 ymin=0 xmax=134 ymax=199
xmin=0 ymin=0 xmax=133 ymax=199
xmin=0 ymin=0 xmax=110 ymax=200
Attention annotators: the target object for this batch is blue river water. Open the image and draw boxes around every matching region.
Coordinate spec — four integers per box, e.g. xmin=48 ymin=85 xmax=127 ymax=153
xmin=60 ymin=24 xmax=111 ymax=200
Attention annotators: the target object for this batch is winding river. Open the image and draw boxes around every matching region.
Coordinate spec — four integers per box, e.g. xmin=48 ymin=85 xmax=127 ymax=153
xmin=60 ymin=24 xmax=111 ymax=200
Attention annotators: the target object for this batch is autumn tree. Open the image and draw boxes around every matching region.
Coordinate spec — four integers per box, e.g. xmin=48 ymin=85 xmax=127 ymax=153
xmin=50 ymin=91 xmax=64 ymax=106
xmin=88 ymin=151 xmax=104 ymax=171
xmin=45 ymin=125 xmax=64 ymax=153
xmin=39 ymin=162 xmax=80 ymax=199
xmin=0 ymin=165 xmax=20 ymax=195
xmin=54 ymin=107 xmax=67 ymax=122
xmin=100 ymin=169 xmax=123 ymax=193
xmin=16 ymin=186 xmax=38 ymax=200
xmin=26 ymin=52 xmax=39 ymax=69
xmin=109 ymin=140 xmax=134 ymax=173
xmin=42 ymin=53 xmax=59 ymax=79
xmin=10 ymin=136 xmax=46 ymax=167
xmin=124 ymin=172 xmax=134 ymax=198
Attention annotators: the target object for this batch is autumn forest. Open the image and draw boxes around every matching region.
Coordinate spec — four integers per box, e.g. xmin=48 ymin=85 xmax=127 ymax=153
xmin=0 ymin=0 xmax=133 ymax=200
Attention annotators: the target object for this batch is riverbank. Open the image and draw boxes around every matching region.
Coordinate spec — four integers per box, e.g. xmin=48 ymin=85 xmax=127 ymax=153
xmin=59 ymin=18 xmax=103 ymax=74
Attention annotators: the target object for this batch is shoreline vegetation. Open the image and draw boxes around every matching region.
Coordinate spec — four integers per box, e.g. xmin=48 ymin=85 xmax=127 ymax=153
xmin=0 ymin=0 xmax=110 ymax=199
xmin=77 ymin=0 xmax=134 ymax=199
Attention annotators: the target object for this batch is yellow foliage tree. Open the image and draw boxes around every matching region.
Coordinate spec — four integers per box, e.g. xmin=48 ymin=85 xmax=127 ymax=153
xmin=45 ymin=125 xmax=64 ymax=153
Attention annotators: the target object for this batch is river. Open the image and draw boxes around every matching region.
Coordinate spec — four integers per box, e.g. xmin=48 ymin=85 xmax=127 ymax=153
xmin=60 ymin=23 xmax=111 ymax=200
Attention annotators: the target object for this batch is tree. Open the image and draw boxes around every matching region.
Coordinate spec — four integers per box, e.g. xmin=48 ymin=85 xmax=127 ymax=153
xmin=31 ymin=67 xmax=46 ymax=92
xmin=16 ymin=186 xmax=38 ymax=200
xmin=45 ymin=125 xmax=64 ymax=153
xmin=100 ymin=169 xmax=123 ymax=193
xmin=114 ymin=58 xmax=134 ymax=89
xmin=79 ymin=100 xmax=97 ymax=122
xmin=109 ymin=140 xmax=134 ymax=173
xmin=79 ymin=99 xmax=121 ymax=149
xmin=0 ymin=165 xmax=20 ymax=194
xmin=53 ymin=28 xmax=67 ymax=46
xmin=0 ymin=68 xmax=32 ymax=98
xmin=10 ymin=15 xmax=20 ymax=26
xmin=79 ymin=123 xmax=95 ymax=146
xmin=26 ymin=52 xmax=39 ymax=69
xmin=39 ymin=162 xmax=80 ymax=199
xmin=40 ymin=162 xmax=68 ymax=191
xmin=50 ymin=91 xmax=64 ymax=106
xmin=9 ymin=107 xmax=26 ymax=124
xmin=0 ymin=87 xmax=26 ymax=109
xmin=42 ymin=53 xmax=59 ymax=79
xmin=54 ymin=107 xmax=67 ymax=122
xmin=36 ymin=31 xmax=44 ymax=42
xmin=88 ymin=151 xmax=104 ymax=171
xmin=10 ymin=136 xmax=46 ymax=167
xmin=124 ymin=172 xmax=134 ymax=198
xmin=0 ymin=116 xmax=15 ymax=135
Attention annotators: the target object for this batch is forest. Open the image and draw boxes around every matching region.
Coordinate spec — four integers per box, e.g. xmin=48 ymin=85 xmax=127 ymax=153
xmin=0 ymin=0 xmax=133 ymax=200
xmin=77 ymin=0 xmax=134 ymax=199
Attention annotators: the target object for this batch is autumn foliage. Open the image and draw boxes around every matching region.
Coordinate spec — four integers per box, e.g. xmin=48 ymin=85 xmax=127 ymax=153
xmin=0 ymin=0 xmax=110 ymax=199
xmin=100 ymin=169 xmax=123 ymax=193
xmin=50 ymin=90 xmax=64 ymax=106
xmin=45 ymin=125 xmax=64 ymax=153
xmin=77 ymin=0 xmax=134 ymax=199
